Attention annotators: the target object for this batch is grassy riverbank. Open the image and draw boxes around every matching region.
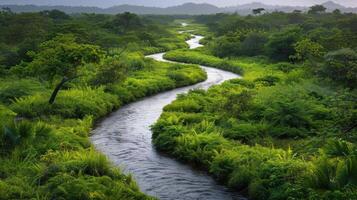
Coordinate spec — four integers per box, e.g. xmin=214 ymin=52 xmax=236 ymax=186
xmin=153 ymin=52 xmax=357 ymax=199
xmin=153 ymin=13 xmax=357 ymax=200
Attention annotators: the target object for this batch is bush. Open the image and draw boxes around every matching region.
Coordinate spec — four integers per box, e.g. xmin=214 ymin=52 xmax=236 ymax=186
xmin=222 ymin=122 xmax=261 ymax=142
xmin=62 ymin=149 xmax=112 ymax=177
xmin=174 ymin=133 xmax=232 ymax=166
xmin=254 ymin=75 xmax=280 ymax=86
xmin=0 ymin=177 xmax=36 ymax=200
xmin=164 ymin=49 xmax=243 ymax=75
xmin=44 ymin=173 xmax=152 ymax=200
xmin=320 ymin=48 xmax=357 ymax=88
xmin=164 ymin=98 xmax=203 ymax=113
xmin=0 ymin=78 xmax=47 ymax=104
xmin=273 ymin=62 xmax=297 ymax=73
xmin=11 ymin=87 xmax=119 ymax=119
xmin=265 ymin=26 xmax=302 ymax=61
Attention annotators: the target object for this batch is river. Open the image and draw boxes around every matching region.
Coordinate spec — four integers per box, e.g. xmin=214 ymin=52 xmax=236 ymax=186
xmin=91 ymin=31 xmax=245 ymax=200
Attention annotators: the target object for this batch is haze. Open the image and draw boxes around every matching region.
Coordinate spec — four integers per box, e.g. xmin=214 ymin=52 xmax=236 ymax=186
xmin=1 ymin=0 xmax=357 ymax=8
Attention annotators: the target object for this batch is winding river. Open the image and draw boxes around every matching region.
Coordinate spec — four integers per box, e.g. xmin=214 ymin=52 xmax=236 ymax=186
xmin=91 ymin=31 xmax=244 ymax=200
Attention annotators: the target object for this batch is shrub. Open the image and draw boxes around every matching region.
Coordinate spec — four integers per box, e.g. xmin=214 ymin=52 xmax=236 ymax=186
xmin=0 ymin=121 xmax=34 ymax=154
xmin=222 ymin=122 xmax=261 ymax=142
xmin=60 ymin=149 xmax=112 ymax=177
xmin=11 ymin=87 xmax=119 ymax=119
xmin=273 ymin=62 xmax=297 ymax=73
xmin=43 ymin=173 xmax=152 ymax=200
xmin=164 ymin=98 xmax=203 ymax=113
xmin=91 ymin=57 xmax=128 ymax=86
xmin=265 ymin=26 xmax=302 ymax=61
xmin=254 ymin=75 xmax=280 ymax=86
xmin=164 ymin=49 xmax=243 ymax=74
xmin=0 ymin=78 xmax=47 ymax=104
xmin=0 ymin=177 xmax=36 ymax=200
xmin=174 ymin=133 xmax=232 ymax=166
xmin=320 ymin=48 xmax=357 ymax=88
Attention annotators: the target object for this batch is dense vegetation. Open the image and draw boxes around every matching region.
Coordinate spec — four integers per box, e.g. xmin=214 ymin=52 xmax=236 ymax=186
xmin=0 ymin=9 xmax=206 ymax=199
xmin=153 ymin=7 xmax=357 ymax=200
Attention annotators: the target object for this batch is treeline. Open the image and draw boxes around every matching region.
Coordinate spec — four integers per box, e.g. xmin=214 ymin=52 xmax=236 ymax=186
xmin=0 ymin=9 xmax=189 ymax=71
xmin=196 ymin=9 xmax=357 ymax=88
xmin=0 ymin=10 xmax=206 ymax=199
xmin=153 ymin=8 xmax=357 ymax=200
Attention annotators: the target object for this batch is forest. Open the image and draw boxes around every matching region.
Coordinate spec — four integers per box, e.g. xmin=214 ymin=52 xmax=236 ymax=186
xmin=0 ymin=4 xmax=356 ymax=200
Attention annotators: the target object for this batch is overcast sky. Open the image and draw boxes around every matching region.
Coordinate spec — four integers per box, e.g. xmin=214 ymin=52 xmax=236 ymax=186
xmin=1 ymin=0 xmax=356 ymax=8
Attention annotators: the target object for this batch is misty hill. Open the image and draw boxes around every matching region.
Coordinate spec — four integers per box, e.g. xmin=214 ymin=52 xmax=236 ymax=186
xmin=1 ymin=1 xmax=356 ymax=15
xmin=106 ymin=3 xmax=221 ymax=15
xmin=224 ymin=1 xmax=357 ymax=14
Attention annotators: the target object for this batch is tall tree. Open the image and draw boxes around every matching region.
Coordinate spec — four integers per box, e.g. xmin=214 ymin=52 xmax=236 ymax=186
xmin=308 ymin=5 xmax=327 ymax=14
xmin=26 ymin=35 xmax=103 ymax=104
xmin=252 ymin=8 xmax=265 ymax=15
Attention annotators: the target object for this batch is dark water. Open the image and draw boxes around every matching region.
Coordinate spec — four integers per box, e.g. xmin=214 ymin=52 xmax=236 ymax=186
xmin=91 ymin=34 xmax=245 ymax=200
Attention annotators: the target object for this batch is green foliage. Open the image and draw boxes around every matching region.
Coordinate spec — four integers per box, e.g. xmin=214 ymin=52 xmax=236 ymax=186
xmin=308 ymin=5 xmax=327 ymax=14
xmin=1 ymin=9 xmax=357 ymax=200
xmin=0 ymin=11 xmax=210 ymax=200
xmin=26 ymin=34 xmax=104 ymax=82
xmin=254 ymin=75 xmax=280 ymax=86
xmin=320 ymin=48 xmax=357 ymax=88
xmin=210 ymin=35 xmax=241 ymax=57
xmin=107 ymin=12 xmax=142 ymax=34
xmin=153 ymin=35 xmax=356 ymax=199
xmin=272 ymin=62 xmax=296 ymax=73
xmin=0 ymin=121 xmax=33 ymax=154
xmin=164 ymin=49 xmax=243 ymax=74
xmin=11 ymin=87 xmax=119 ymax=119
xmin=0 ymin=78 xmax=47 ymax=104
xmin=239 ymin=32 xmax=268 ymax=56
xmin=90 ymin=57 xmax=128 ymax=86
xmin=293 ymin=38 xmax=325 ymax=62
xmin=224 ymin=90 xmax=253 ymax=117
xmin=265 ymin=26 xmax=302 ymax=61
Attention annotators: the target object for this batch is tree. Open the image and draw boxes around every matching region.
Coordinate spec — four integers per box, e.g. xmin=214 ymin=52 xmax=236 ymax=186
xmin=109 ymin=12 xmax=142 ymax=33
xmin=239 ymin=32 xmax=268 ymax=56
xmin=1 ymin=7 xmax=13 ymax=14
xmin=138 ymin=32 xmax=157 ymax=46
xmin=288 ymin=12 xmax=306 ymax=24
xmin=292 ymin=38 xmax=325 ymax=62
xmin=307 ymin=28 xmax=347 ymax=51
xmin=26 ymin=35 xmax=104 ymax=103
xmin=211 ymin=35 xmax=241 ymax=57
xmin=91 ymin=57 xmax=127 ymax=86
xmin=333 ymin=9 xmax=342 ymax=15
xmin=40 ymin=9 xmax=70 ymax=20
xmin=320 ymin=48 xmax=357 ymax=88
xmin=1 ymin=13 xmax=51 ymax=45
xmin=265 ymin=26 xmax=302 ymax=61
xmin=308 ymin=5 xmax=327 ymax=14
xmin=225 ymin=90 xmax=253 ymax=118
xmin=252 ymin=8 xmax=265 ymax=15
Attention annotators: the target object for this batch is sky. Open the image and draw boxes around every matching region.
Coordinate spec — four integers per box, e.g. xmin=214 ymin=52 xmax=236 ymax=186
xmin=0 ymin=0 xmax=357 ymax=8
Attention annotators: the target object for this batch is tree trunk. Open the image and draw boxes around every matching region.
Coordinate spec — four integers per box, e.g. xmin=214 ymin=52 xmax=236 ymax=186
xmin=49 ymin=77 xmax=69 ymax=104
